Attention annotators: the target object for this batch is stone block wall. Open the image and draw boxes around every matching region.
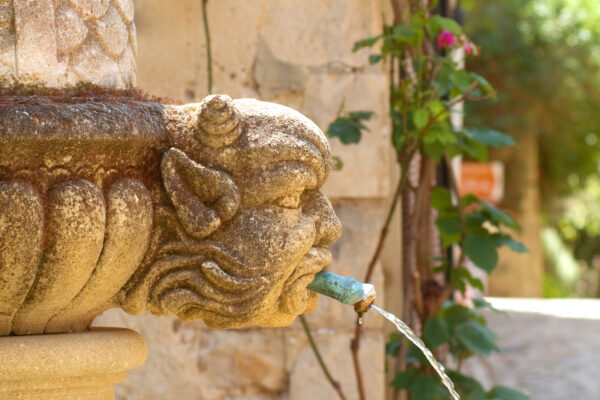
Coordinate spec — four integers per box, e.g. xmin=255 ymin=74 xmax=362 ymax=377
xmin=96 ymin=1 xmax=394 ymax=399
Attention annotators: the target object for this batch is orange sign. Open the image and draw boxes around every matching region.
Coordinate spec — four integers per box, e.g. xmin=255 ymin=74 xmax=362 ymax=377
xmin=459 ymin=161 xmax=504 ymax=203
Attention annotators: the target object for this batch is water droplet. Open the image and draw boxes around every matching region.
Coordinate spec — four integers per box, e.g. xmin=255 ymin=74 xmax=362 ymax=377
xmin=358 ymin=317 xmax=363 ymax=325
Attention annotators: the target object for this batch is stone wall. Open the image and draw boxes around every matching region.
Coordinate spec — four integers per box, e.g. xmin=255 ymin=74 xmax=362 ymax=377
xmin=95 ymin=1 xmax=393 ymax=399
xmin=0 ymin=0 xmax=136 ymax=88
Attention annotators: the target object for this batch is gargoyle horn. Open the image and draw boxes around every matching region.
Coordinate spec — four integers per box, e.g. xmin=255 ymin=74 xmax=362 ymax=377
xmin=195 ymin=94 xmax=243 ymax=148
xmin=161 ymin=148 xmax=240 ymax=239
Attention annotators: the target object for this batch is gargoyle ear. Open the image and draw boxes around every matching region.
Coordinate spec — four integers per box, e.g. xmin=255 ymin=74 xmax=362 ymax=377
xmin=161 ymin=148 xmax=240 ymax=239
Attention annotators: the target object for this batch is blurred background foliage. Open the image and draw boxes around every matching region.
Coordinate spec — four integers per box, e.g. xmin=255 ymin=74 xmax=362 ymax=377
xmin=463 ymin=0 xmax=600 ymax=297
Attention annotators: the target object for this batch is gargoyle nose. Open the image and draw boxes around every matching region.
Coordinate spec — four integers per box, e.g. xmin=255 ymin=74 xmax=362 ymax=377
xmin=304 ymin=191 xmax=341 ymax=246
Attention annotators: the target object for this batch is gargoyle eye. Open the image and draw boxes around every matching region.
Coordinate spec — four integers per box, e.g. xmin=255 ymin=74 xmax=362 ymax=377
xmin=275 ymin=190 xmax=303 ymax=209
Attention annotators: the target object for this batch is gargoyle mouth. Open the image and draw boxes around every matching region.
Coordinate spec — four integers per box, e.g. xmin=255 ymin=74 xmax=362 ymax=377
xmin=279 ymin=246 xmax=332 ymax=315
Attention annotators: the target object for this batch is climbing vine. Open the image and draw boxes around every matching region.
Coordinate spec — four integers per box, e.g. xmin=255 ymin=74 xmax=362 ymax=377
xmin=325 ymin=1 xmax=530 ymax=399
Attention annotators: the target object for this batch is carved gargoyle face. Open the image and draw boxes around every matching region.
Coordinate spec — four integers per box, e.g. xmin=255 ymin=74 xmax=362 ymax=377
xmin=144 ymin=95 xmax=342 ymax=328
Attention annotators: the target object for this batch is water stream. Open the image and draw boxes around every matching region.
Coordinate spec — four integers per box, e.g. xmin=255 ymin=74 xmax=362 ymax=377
xmin=370 ymin=304 xmax=460 ymax=400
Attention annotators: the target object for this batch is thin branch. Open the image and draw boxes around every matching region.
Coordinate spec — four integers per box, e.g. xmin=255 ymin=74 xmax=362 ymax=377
xmin=351 ymin=165 xmax=411 ymax=400
xmin=201 ymin=0 xmax=213 ymax=94
xmin=350 ymin=320 xmax=366 ymax=400
xmin=300 ymin=316 xmax=348 ymax=400
xmin=444 ymin=152 xmax=466 ymax=268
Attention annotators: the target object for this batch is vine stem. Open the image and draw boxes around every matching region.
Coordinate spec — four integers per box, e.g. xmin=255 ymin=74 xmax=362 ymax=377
xmin=300 ymin=316 xmax=348 ymax=400
xmin=201 ymin=0 xmax=213 ymax=94
xmin=444 ymin=152 xmax=466 ymax=268
xmin=351 ymin=166 xmax=410 ymax=400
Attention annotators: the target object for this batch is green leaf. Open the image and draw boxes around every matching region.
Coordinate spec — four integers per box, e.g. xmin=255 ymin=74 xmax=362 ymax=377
xmin=327 ymin=111 xmax=373 ymax=145
xmin=493 ymin=234 xmax=528 ymax=253
xmin=459 ymin=136 xmax=489 ymax=162
xmin=461 ymin=193 xmax=480 ymax=207
xmin=487 ymin=386 xmax=529 ymax=400
xmin=424 ymin=126 xmax=458 ymax=145
xmin=369 ymin=54 xmax=383 ymax=64
xmin=391 ymin=368 xmax=421 ymax=389
xmin=463 ymin=128 xmax=515 ymax=147
xmin=426 ymin=100 xmax=446 ymax=116
xmin=386 ymin=339 xmax=400 ymax=356
xmin=473 ymin=298 xmax=509 ymax=316
xmin=431 ymin=187 xmax=453 ymax=211
xmin=430 ymin=15 xmax=463 ymax=35
xmin=450 ymin=268 xmax=467 ymax=293
xmin=405 ymin=343 xmax=429 ymax=365
xmin=331 ymin=156 xmax=343 ymax=171
xmin=424 ymin=317 xmax=450 ymax=349
xmin=392 ymin=124 xmax=406 ymax=150
xmin=412 ymin=374 xmax=448 ymax=400
xmin=423 ymin=141 xmax=445 ymax=161
xmin=436 ymin=215 xmax=461 ymax=235
xmin=456 ymin=321 xmax=498 ymax=355
xmin=348 ymin=111 xmax=374 ymax=121
xmin=413 ymin=108 xmax=430 ymax=130
xmin=352 ymin=35 xmax=383 ymax=52
xmin=441 ymin=304 xmax=471 ymax=326
xmin=327 ymin=117 xmax=361 ymax=144
xmin=441 ymin=231 xmax=462 ymax=247
xmin=470 ymin=72 xmax=497 ymax=100
xmin=447 ymin=370 xmax=486 ymax=399
xmin=457 ymin=268 xmax=485 ymax=292
xmin=464 ymin=234 xmax=499 ymax=273
xmin=481 ymin=201 xmax=521 ymax=230
xmin=392 ymin=24 xmax=417 ymax=42
xmin=452 ymin=69 xmax=474 ymax=93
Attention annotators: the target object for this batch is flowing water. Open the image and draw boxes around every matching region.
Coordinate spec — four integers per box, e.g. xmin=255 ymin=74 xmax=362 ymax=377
xmin=370 ymin=304 xmax=460 ymax=400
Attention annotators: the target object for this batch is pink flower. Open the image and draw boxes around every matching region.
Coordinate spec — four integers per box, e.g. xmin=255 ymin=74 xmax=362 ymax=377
xmin=464 ymin=42 xmax=473 ymax=55
xmin=437 ymin=30 xmax=456 ymax=48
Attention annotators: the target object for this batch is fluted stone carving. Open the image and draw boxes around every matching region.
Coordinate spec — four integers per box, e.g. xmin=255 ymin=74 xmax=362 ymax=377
xmin=0 ymin=0 xmax=136 ymax=88
xmin=0 ymin=94 xmax=341 ymax=334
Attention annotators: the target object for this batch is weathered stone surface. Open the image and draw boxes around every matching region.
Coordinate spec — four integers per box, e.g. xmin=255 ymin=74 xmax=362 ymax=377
xmin=0 ymin=1 xmax=16 ymax=84
xmin=253 ymin=37 xmax=305 ymax=99
xmin=96 ymin=310 xmax=287 ymax=400
xmin=286 ymin=329 xmax=385 ymax=400
xmin=0 ymin=328 xmax=146 ymax=399
xmin=1 ymin=0 xmax=136 ymax=88
xmin=302 ymin=73 xmax=391 ymax=199
xmin=0 ymin=94 xmax=341 ymax=334
xmin=55 ymin=4 xmax=89 ymax=54
xmin=259 ymin=0 xmax=383 ymax=68
xmin=70 ymin=35 xmax=124 ymax=87
xmin=113 ymin=0 xmax=133 ymax=24
xmin=93 ymin=4 xmax=128 ymax=58
xmin=0 ymin=182 xmax=43 ymax=336
xmin=46 ymin=179 xmax=153 ymax=333
xmin=13 ymin=0 xmax=65 ymax=86
xmin=122 ymin=95 xmax=341 ymax=330
xmin=68 ymin=0 xmax=109 ymax=21
xmin=118 ymin=44 xmax=136 ymax=86
xmin=12 ymin=180 xmax=106 ymax=335
xmin=128 ymin=21 xmax=137 ymax=55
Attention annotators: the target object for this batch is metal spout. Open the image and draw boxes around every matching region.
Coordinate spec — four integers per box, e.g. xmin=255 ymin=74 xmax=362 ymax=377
xmin=307 ymin=271 xmax=376 ymax=312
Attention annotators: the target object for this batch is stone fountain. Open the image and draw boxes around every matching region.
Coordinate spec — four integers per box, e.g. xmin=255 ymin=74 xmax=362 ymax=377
xmin=0 ymin=1 xmax=367 ymax=398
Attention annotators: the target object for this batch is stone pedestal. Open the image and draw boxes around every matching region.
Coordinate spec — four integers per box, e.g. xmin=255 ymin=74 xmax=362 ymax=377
xmin=0 ymin=328 xmax=146 ymax=399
